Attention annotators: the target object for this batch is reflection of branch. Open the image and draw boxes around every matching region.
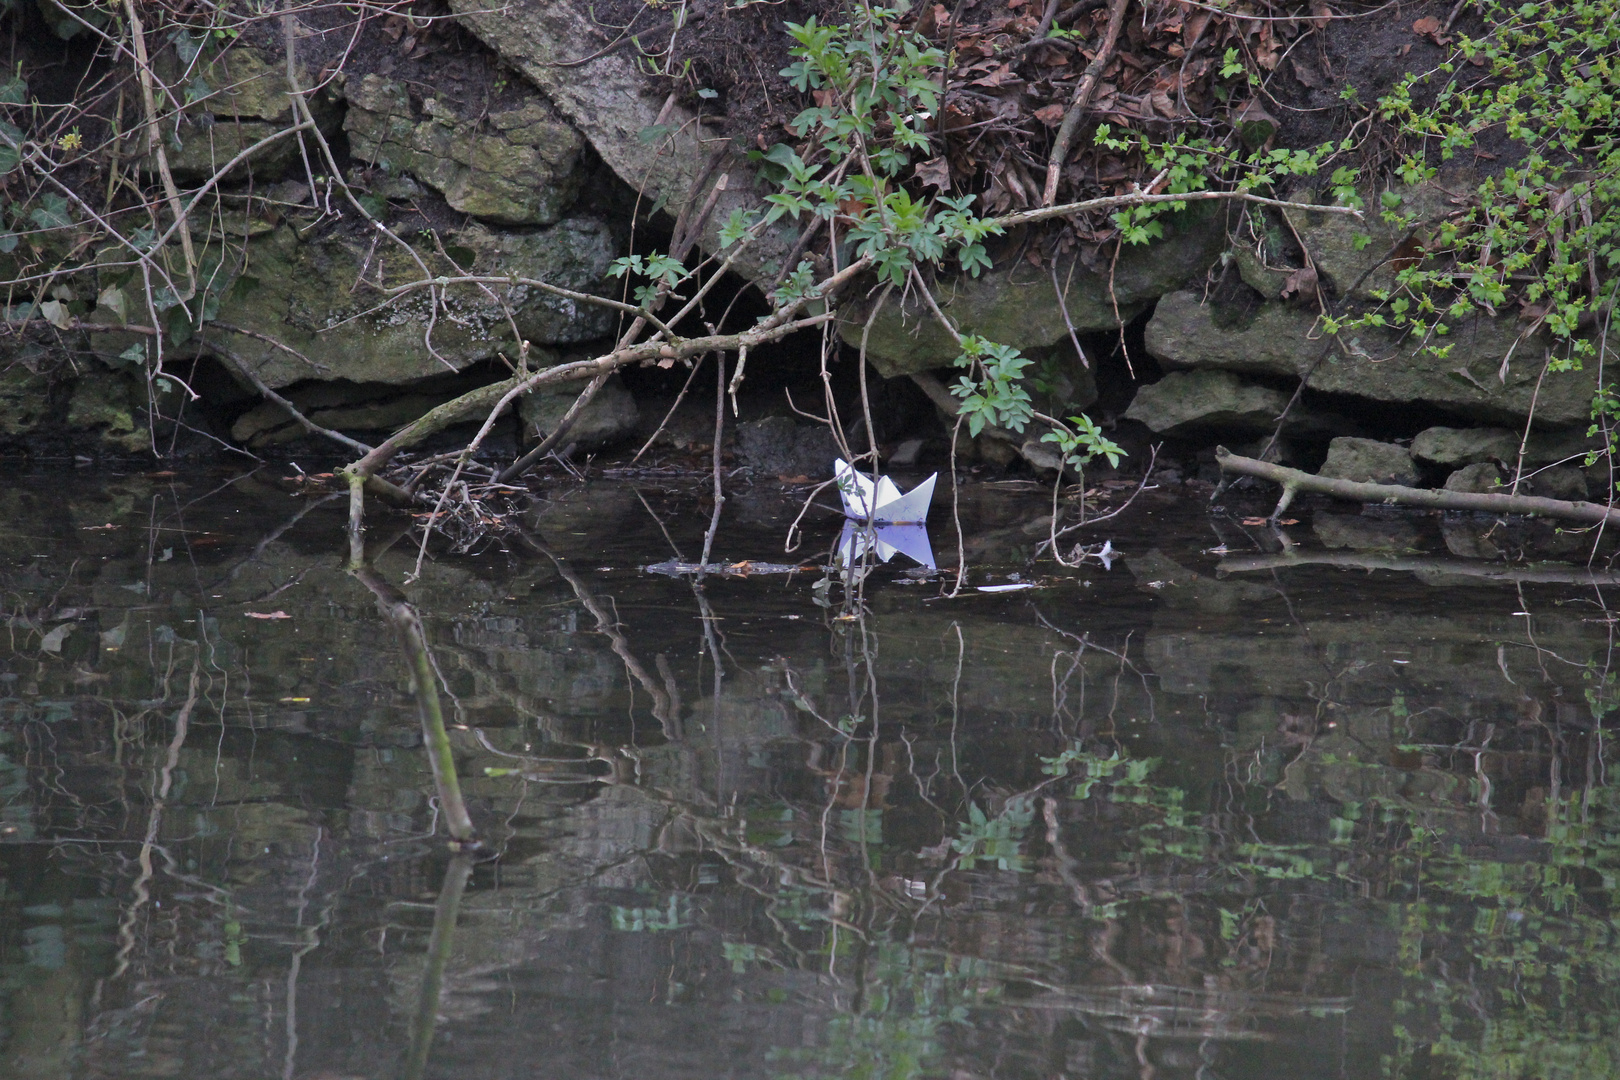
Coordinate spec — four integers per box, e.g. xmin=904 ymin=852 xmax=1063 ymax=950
xmin=1218 ymin=550 xmax=1620 ymax=585
xmin=516 ymin=528 xmax=679 ymax=738
xmin=403 ymin=853 xmax=473 ymax=1080
xmin=351 ymin=565 xmax=478 ymax=844
xmin=112 ymin=663 xmax=199 ymax=981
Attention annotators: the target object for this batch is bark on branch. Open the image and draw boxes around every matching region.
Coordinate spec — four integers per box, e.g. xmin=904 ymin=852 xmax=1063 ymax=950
xmin=1216 ymin=447 xmax=1620 ymax=526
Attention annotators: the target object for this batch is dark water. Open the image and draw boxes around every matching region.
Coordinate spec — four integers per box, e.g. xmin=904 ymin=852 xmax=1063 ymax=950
xmin=3 ymin=465 xmax=1619 ymax=1080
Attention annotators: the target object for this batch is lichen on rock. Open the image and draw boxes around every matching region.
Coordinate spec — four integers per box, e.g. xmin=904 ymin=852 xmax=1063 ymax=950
xmin=343 ymin=74 xmax=584 ymax=226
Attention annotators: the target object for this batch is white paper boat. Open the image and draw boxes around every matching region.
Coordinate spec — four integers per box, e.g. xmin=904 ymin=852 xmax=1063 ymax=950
xmin=833 ymin=459 xmax=937 ymax=570
xmin=834 ymin=459 xmax=936 ymax=524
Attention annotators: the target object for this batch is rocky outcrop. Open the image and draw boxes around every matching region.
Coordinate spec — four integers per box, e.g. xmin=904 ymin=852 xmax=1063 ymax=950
xmin=1317 ymin=438 xmax=1418 ymax=486
xmin=343 ymin=74 xmax=585 ymax=226
xmin=840 ymin=205 xmax=1228 ymax=378
xmin=89 ymin=216 xmax=620 ymax=389
xmin=445 ymin=0 xmax=796 ymax=283
xmin=519 ymin=372 xmax=639 ymax=452
xmin=142 ymin=44 xmax=340 ymax=182
xmin=1144 ymin=288 xmax=1600 ymax=426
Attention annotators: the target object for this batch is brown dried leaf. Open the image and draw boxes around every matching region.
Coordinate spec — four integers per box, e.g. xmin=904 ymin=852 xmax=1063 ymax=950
xmin=1290 ymin=56 xmax=1324 ymax=88
xmin=1280 ymin=265 xmax=1318 ymax=301
xmin=1310 ymin=2 xmax=1333 ymax=29
xmin=970 ymin=63 xmax=1018 ymax=87
xmin=1033 ymin=102 xmax=1067 ymax=126
xmin=914 ymin=156 xmax=952 ymax=190
xmin=1411 ymin=15 xmax=1441 ymax=36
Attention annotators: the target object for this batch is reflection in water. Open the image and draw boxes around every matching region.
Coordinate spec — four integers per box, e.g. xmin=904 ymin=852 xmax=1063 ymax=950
xmin=2 ymin=469 xmax=1620 ymax=1078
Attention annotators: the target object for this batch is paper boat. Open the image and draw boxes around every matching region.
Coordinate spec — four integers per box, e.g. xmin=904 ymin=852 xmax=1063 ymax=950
xmin=833 ymin=459 xmax=937 ymax=570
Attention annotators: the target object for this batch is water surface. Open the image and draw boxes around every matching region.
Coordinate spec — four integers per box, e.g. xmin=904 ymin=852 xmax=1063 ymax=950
xmin=2 ymin=466 xmax=1617 ymax=1079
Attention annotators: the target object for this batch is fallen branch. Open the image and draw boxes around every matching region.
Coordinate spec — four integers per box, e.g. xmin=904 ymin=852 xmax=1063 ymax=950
xmin=1217 ymin=549 xmax=1620 ymax=585
xmin=203 ymin=339 xmax=373 ymax=456
xmin=1040 ymin=0 xmax=1130 ymax=207
xmin=1216 ymin=446 xmax=1620 ymax=526
xmin=992 ymin=188 xmax=1363 ymax=232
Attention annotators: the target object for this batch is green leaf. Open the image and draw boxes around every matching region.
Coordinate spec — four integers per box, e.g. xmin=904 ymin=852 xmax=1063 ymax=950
xmin=38 ymin=299 xmax=70 ymax=329
xmin=0 ymin=76 xmax=25 ymax=105
xmin=163 ymin=304 xmax=194 ymax=348
xmin=97 ymin=285 xmax=127 ymax=322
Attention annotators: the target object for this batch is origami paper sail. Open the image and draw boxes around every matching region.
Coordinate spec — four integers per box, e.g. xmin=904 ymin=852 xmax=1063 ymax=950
xmin=834 ymin=459 xmax=936 ymax=524
xmin=833 ymin=459 xmax=937 ymax=571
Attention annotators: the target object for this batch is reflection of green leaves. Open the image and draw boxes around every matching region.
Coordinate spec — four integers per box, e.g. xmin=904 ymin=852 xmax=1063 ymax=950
xmin=952 ymin=797 xmax=1033 ymax=872
xmin=610 ymin=894 xmax=686 ymax=932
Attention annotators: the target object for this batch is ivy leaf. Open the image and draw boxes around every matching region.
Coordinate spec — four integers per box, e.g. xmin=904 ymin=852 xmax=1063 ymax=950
xmin=38 ymin=299 xmax=71 ymax=329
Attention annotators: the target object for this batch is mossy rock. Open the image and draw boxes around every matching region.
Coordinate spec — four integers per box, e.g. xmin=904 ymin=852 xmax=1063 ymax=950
xmin=1145 ymin=289 xmax=1602 ymax=426
xmin=345 ymin=75 xmax=584 ymax=226
xmin=838 ymin=204 xmax=1228 ymax=378
xmin=186 ymin=215 xmax=619 ymax=388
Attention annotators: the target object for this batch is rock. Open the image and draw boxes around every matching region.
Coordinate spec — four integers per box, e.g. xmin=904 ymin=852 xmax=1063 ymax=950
xmin=1144 ymin=289 xmax=1602 ymax=425
xmin=1413 ymin=425 xmax=1603 ymax=472
xmin=838 ymin=205 xmax=1227 ymax=377
xmin=1411 ymin=426 xmax=1520 ymax=467
xmin=231 ymin=384 xmax=458 ymax=448
xmin=1319 ymin=438 xmax=1418 ymax=486
xmin=67 ymin=367 xmax=152 ymax=453
xmin=140 ymin=44 xmax=340 ymax=182
xmin=1280 ymin=183 xmax=1457 ymax=301
xmin=1443 ymin=462 xmax=1504 ymax=494
xmin=735 ymin=416 xmax=838 ymax=480
xmin=447 ymin=0 xmax=795 ymax=283
xmin=344 ymin=75 xmax=584 ymax=226
xmin=1124 ymin=370 xmax=1291 ymax=437
xmin=885 ymin=438 xmax=924 ymax=467
xmin=1441 ymin=517 xmax=1505 ymax=560
xmin=519 ymin=373 xmax=638 ymax=452
xmin=160 ymin=216 xmax=616 ymax=388
xmin=0 ymin=360 xmax=55 ymax=438
xmin=1312 ymin=511 xmax=1422 ymax=553
xmin=1527 ymin=465 xmax=1590 ymax=502
xmin=1019 ymin=438 xmax=1066 ymax=474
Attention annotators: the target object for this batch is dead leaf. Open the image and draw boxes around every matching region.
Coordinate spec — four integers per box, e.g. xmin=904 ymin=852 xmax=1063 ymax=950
xmin=969 ymin=63 xmax=1018 ymax=87
xmin=1280 ymin=264 xmax=1318 ymax=300
xmin=914 ymin=156 xmax=952 ymax=190
xmin=1412 ymin=15 xmax=1451 ymax=45
xmin=1185 ymin=11 xmax=1212 ymax=44
xmin=1033 ymin=103 xmax=1067 ymax=126
xmin=1310 ymin=2 xmax=1333 ymax=28
xmin=778 ymin=474 xmax=811 ymax=484
xmin=245 ymin=611 xmax=291 ymax=620
xmin=1290 ymin=56 xmax=1324 ymax=89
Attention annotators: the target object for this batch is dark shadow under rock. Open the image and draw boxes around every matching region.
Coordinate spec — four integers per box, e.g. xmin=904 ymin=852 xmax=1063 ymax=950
xmin=736 ymin=416 xmax=839 ymax=480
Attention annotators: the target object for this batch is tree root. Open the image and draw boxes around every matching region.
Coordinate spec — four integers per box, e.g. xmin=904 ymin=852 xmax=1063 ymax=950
xmin=1216 ymin=446 xmax=1620 ymax=526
